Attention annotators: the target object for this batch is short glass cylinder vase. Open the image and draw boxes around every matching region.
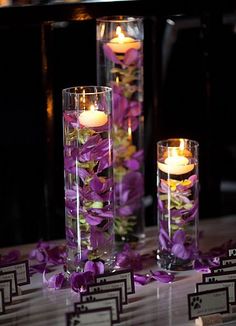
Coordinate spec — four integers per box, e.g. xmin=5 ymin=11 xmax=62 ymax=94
xmin=62 ymin=86 xmax=115 ymax=274
xmin=157 ymin=139 xmax=199 ymax=271
xmin=96 ymin=16 xmax=145 ymax=245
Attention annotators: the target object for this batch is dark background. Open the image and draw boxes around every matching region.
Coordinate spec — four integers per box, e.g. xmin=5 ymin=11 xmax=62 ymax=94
xmin=1 ymin=3 xmax=236 ymax=246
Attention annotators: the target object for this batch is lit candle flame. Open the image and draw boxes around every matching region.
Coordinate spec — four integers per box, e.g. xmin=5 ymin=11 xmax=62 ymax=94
xmin=89 ymin=104 xmax=96 ymax=112
xmin=179 ymin=138 xmax=185 ymax=151
xmin=128 ymin=118 xmax=132 ymax=141
xmin=116 ymin=26 xmax=125 ymax=42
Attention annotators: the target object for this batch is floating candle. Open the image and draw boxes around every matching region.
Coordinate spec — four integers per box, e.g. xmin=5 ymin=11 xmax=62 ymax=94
xmin=158 ymin=140 xmax=194 ymax=175
xmin=79 ymin=105 xmax=108 ymax=128
xmin=107 ymin=26 xmax=141 ymax=54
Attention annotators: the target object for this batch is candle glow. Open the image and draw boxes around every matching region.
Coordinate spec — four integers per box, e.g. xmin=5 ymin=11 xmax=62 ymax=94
xmin=107 ymin=26 xmax=141 ymax=54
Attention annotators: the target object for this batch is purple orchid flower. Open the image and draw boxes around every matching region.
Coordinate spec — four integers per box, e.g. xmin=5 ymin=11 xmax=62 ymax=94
xmin=124 ymin=158 xmax=140 ymax=171
xmin=171 ymin=230 xmax=191 ymax=260
xmin=64 ymin=156 xmax=76 ymax=174
xmin=126 ymin=101 xmax=142 ymax=117
xmin=103 ymin=44 xmax=121 ymax=65
xmin=123 ymin=116 xmax=139 ymax=132
xmin=29 ymin=241 xmax=66 ymax=266
xmin=117 ymin=172 xmax=144 ymax=214
xmin=81 ymin=134 xmax=102 ymax=155
xmin=84 ymin=261 xmax=105 ymax=275
xmin=115 ymin=244 xmax=143 ymax=271
xmin=112 ymin=91 xmax=129 ymax=126
xmin=97 ymin=153 xmax=112 ymax=173
xmin=29 ymin=240 xmax=50 ymax=263
xmin=43 ymin=271 xmax=66 ymax=290
xmin=123 ymin=48 xmax=139 ymax=66
xmin=90 ymin=226 xmax=114 ymax=249
xmin=70 ymin=271 xmax=94 ymax=293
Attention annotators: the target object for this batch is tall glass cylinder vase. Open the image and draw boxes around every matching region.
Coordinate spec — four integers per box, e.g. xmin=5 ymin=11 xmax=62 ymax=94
xmin=157 ymin=139 xmax=199 ymax=270
xmin=62 ymin=86 xmax=115 ymax=274
xmin=96 ymin=16 xmax=145 ymax=245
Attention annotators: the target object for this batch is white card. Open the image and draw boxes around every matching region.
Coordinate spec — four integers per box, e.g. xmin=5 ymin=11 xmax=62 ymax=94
xmin=196 ymin=280 xmax=236 ymax=303
xmin=66 ymin=308 xmax=112 ymax=326
xmin=0 ymin=271 xmax=17 ymax=295
xmin=0 ymin=280 xmax=12 ymax=304
xmin=81 ymin=288 xmax=122 ymax=312
xmin=203 ymin=271 xmax=236 ymax=283
xmin=0 ymin=289 xmax=5 ymax=315
xmin=75 ymin=297 xmax=119 ymax=323
xmin=221 ymin=257 xmax=236 ymax=266
xmin=212 ymin=264 xmax=236 ymax=273
xmin=95 ymin=269 xmax=135 ymax=294
xmin=0 ymin=260 xmax=30 ymax=285
xmin=188 ymin=288 xmax=229 ymax=320
xmin=229 ymin=248 xmax=236 ymax=257
xmin=88 ymin=279 xmax=127 ymax=304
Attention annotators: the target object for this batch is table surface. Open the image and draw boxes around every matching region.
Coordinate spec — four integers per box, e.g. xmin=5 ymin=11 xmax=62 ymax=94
xmin=0 ymin=215 xmax=236 ymax=326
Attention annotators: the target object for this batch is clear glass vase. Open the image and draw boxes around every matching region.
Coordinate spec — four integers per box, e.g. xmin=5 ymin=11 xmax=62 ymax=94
xmin=62 ymin=86 xmax=115 ymax=273
xmin=96 ymin=16 xmax=145 ymax=246
xmin=157 ymin=138 xmax=199 ymax=270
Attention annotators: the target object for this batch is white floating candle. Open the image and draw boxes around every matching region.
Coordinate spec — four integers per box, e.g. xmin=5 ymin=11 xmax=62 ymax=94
xmin=107 ymin=26 xmax=141 ymax=54
xmin=79 ymin=105 xmax=108 ymax=128
xmin=158 ymin=141 xmax=194 ymax=175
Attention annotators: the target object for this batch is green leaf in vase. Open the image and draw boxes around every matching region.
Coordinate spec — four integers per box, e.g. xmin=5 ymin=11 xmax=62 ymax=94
xmin=78 ymin=160 xmax=97 ymax=170
xmin=85 ymin=201 xmax=103 ymax=209
xmin=78 ymin=128 xmax=95 ymax=144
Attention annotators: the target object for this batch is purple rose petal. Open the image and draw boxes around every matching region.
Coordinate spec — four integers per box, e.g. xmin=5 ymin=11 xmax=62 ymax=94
xmin=150 ymin=270 xmax=175 ymax=283
xmin=134 ymin=273 xmax=151 ymax=285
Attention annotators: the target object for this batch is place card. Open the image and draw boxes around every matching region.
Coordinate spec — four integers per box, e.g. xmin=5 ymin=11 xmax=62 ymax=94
xmin=188 ymin=288 xmax=229 ymax=320
xmin=66 ymin=307 xmax=112 ymax=326
xmin=88 ymin=279 xmax=127 ymax=304
xmin=196 ymin=280 xmax=236 ymax=303
xmin=95 ymin=269 xmax=135 ymax=294
xmin=81 ymin=288 xmax=123 ymax=313
xmin=221 ymin=257 xmax=236 ymax=266
xmin=0 ymin=280 xmax=12 ymax=304
xmin=0 ymin=289 xmax=5 ymax=315
xmin=0 ymin=260 xmax=30 ymax=285
xmin=229 ymin=248 xmax=236 ymax=257
xmin=203 ymin=270 xmax=236 ymax=283
xmin=0 ymin=271 xmax=18 ymax=295
xmin=75 ymin=297 xmax=119 ymax=323
xmin=211 ymin=264 xmax=236 ymax=274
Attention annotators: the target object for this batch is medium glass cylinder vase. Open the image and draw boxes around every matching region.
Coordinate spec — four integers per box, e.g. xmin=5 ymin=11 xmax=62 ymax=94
xmin=157 ymin=139 xmax=199 ymax=270
xmin=96 ymin=16 xmax=145 ymax=245
xmin=62 ymin=86 xmax=115 ymax=273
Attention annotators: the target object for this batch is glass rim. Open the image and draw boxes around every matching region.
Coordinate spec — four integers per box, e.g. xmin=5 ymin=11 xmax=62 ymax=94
xmin=157 ymin=138 xmax=199 ymax=148
xmin=96 ymin=15 xmax=143 ymax=23
xmin=62 ymin=86 xmax=112 ymax=96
